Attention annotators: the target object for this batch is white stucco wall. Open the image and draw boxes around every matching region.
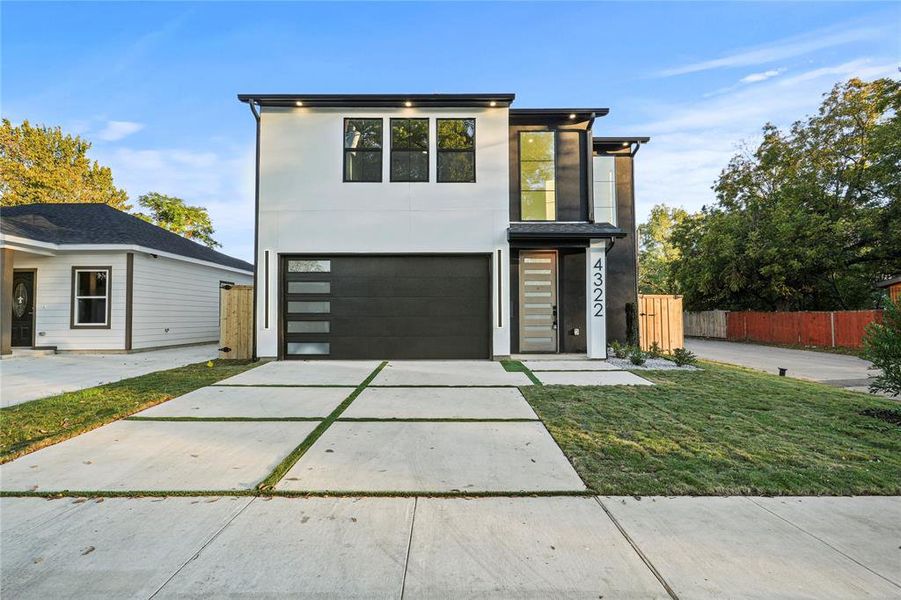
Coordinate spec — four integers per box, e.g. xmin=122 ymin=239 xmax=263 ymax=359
xmin=256 ymin=105 xmax=511 ymax=358
xmin=131 ymin=253 xmax=252 ymax=350
xmin=12 ymin=251 xmax=127 ymax=351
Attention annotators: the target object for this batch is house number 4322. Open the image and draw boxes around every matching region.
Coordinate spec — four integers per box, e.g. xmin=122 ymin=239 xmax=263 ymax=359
xmin=592 ymin=258 xmax=604 ymax=318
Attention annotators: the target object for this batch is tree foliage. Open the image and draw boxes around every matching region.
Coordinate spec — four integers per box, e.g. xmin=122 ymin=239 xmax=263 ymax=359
xmin=136 ymin=192 xmax=220 ymax=248
xmin=863 ymin=297 xmax=901 ymax=397
xmin=638 ymin=204 xmax=688 ymax=294
xmin=0 ymin=119 xmax=129 ymax=209
xmin=668 ymin=78 xmax=900 ymax=311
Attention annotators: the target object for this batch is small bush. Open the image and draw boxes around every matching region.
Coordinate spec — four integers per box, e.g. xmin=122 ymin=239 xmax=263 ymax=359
xmin=629 ymin=346 xmax=646 ymax=366
xmin=863 ymin=297 xmax=901 ymax=397
xmin=610 ymin=340 xmax=629 ymax=359
xmin=672 ymin=347 xmax=697 ymax=367
xmin=647 ymin=342 xmax=663 ymax=359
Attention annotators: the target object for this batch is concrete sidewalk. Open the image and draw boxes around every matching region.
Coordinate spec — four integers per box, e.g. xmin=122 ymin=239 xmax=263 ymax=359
xmin=685 ymin=338 xmax=878 ymax=392
xmin=0 ymin=344 xmax=219 ymax=407
xmin=2 ymin=495 xmax=898 ymax=598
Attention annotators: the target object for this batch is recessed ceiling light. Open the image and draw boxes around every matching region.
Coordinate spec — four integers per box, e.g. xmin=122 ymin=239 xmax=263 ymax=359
xmin=622 ymin=142 xmax=629 ymax=146
xmin=569 ymin=113 xmax=576 ymax=119
xmin=405 ymin=100 xmax=412 ymax=107
xmin=489 ymin=100 xmax=497 ymax=107
xmin=295 ymin=101 xmax=303 ymax=107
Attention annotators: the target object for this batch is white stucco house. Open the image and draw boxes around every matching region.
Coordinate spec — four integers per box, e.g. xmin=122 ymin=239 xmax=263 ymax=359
xmin=0 ymin=203 xmax=253 ymax=355
xmin=237 ymin=93 xmax=648 ymax=360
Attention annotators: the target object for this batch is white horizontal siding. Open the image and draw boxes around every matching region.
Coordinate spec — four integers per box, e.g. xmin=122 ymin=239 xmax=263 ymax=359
xmin=131 ymin=253 xmax=252 ymax=350
xmin=13 ymin=251 xmax=127 ymax=350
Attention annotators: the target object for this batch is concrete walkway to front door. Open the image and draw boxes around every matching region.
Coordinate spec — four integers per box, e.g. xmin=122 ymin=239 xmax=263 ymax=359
xmin=2 ymin=359 xmax=898 ymax=598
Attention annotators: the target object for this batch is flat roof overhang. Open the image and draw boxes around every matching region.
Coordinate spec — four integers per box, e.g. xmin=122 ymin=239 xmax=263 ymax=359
xmin=594 ymin=136 xmax=651 ymax=156
xmin=510 ymin=108 xmax=609 ymax=129
xmin=508 ymin=222 xmax=626 ymax=247
xmin=237 ymin=93 xmax=516 ymax=108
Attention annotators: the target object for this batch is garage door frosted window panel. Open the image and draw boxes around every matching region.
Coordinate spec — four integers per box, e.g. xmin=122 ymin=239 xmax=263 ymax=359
xmin=72 ymin=268 xmax=110 ymax=327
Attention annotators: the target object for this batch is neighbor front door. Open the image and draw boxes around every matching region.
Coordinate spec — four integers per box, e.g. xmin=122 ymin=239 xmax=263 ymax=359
xmin=11 ymin=270 xmax=34 ymax=347
xmin=518 ymin=251 xmax=558 ymax=352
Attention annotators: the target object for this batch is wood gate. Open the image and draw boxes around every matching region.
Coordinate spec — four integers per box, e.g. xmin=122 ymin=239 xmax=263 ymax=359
xmin=219 ymin=284 xmax=253 ymax=359
xmin=638 ymin=294 xmax=684 ymax=353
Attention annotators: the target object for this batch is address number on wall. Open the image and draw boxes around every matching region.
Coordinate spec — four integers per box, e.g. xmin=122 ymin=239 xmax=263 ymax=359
xmin=592 ymin=258 xmax=604 ymax=318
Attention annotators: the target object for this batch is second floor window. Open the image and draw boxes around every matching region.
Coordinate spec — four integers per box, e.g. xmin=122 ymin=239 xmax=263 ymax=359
xmin=344 ymin=119 xmax=382 ymax=182
xmin=437 ymin=118 xmax=475 ymax=182
xmin=520 ymin=131 xmax=556 ymax=220
xmin=592 ymin=155 xmax=617 ymax=225
xmin=391 ymin=118 xmax=429 ymax=182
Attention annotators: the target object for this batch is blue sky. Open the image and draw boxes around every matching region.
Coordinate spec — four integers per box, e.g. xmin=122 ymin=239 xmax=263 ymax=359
xmin=3 ymin=1 xmax=898 ymax=261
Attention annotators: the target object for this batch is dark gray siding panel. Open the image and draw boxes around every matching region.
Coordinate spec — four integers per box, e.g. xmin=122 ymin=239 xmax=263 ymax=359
xmin=282 ymin=255 xmax=490 ymax=359
xmin=605 ymin=155 xmax=639 ymax=343
xmin=560 ymin=250 xmax=587 ymax=353
xmin=555 ymin=131 xmax=588 ymax=221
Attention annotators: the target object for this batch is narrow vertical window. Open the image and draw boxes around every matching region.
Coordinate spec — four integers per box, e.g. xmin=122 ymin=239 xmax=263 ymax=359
xmin=390 ymin=118 xmax=429 ymax=182
xmin=520 ymin=131 xmax=556 ymax=220
xmin=592 ymin=155 xmax=617 ymax=225
xmin=437 ymin=118 xmax=475 ymax=182
xmin=72 ymin=267 xmax=111 ymax=327
xmin=344 ymin=118 xmax=382 ymax=182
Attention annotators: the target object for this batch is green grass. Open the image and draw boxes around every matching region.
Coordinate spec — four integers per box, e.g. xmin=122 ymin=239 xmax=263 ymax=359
xmin=522 ymin=362 xmax=901 ymax=496
xmin=501 ymin=359 xmax=542 ymax=384
xmin=0 ymin=359 xmax=260 ymax=463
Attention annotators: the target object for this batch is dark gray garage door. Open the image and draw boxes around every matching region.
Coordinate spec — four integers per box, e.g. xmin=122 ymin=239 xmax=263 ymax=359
xmin=281 ymin=255 xmax=491 ymax=359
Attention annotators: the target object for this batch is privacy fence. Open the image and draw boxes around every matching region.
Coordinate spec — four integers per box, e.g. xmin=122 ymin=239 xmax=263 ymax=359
xmin=684 ymin=310 xmax=883 ymax=349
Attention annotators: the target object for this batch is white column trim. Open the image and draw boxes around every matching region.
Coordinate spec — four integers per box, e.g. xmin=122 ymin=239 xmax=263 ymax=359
xmin=586 ymin=239 xmax=607 ymax=359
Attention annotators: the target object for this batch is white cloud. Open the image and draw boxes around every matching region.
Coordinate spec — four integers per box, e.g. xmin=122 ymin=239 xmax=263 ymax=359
xmin=657 ymin=24 xmax=880 ymax=77
xmin=95 ymin=120 xmax=144 ymax=141
xmin=739 ymin=68 xmax=785 ymax=84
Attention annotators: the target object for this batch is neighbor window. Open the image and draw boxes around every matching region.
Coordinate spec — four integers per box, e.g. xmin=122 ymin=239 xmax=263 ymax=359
xmin=344 ymin=118 xmax=383 ymax=182
xmin=519 ymin=131 xmax=556 ymax=220
xmin=593 ymin=155 xmax=617 ymax=225
xmin=72 ymin=267 xmax=110 ymax=327
xmin=437 ymin=118 xmax=475 ymax=182
xmin=391 ymin=118 xmax=429 ymax=182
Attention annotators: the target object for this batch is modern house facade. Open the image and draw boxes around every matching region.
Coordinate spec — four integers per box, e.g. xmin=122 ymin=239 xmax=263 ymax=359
xmin=0 ymin=203 xmax=253 ymax=354
xmin=239 ymin=93 xmax=647 ymax=360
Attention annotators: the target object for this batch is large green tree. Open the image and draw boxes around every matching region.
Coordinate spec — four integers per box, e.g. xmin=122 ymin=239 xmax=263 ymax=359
xmin=638 ymin=204 xmax=689 ymax=294
xmin=0 ymin=119 xmax=129 ymax=209
xmin=671 ymin=78 xmax=901 ymax=311
xmin=136 ymin=192 xmax=220 ymax=248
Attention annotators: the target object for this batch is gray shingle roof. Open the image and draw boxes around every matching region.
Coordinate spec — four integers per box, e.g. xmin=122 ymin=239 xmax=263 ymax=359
xmin=0 ymin=203 xmax=253 ymax=272
xmin=508 ymin=221 xmax=625 ymax=240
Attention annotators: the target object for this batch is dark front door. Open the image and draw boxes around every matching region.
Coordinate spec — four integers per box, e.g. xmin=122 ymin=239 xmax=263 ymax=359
xmin=281 ymin=255 xmax=491 ymax=359
xmin=11 ymin=270 xmax=35 ymax=347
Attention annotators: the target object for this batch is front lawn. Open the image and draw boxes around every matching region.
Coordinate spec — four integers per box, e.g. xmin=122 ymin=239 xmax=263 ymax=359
xmin=0 ymin=359 xmax=259 ymax=463
xmin=522 ymin=362 xmax=901 ymax=496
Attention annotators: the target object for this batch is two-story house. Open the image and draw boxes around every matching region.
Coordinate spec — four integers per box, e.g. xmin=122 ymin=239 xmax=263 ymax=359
xmin=238 ymin=93 xmax=647 ymax=360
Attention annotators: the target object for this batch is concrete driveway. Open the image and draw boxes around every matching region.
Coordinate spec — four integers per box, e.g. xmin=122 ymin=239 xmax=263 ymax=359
xmin=2 ymin=359 xmax=899 ymax=598
xmin=0 ymin=344 xmax=218 ymax=407
xmin=685 ymin=338 xmax=878 ymax=393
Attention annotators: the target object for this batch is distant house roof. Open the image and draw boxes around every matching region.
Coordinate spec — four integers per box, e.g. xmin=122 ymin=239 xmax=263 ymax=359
xmin=876 ymin=275 xmax=901 ymax=288
xmin=0 ymin=203 xmax=253 ymax=272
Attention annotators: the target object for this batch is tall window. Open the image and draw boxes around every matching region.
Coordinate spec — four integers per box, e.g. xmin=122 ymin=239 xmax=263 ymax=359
xmin=437 ymin=118 xmax=475 ymax=182
xmin=344 ymin=118 xmax=382 ymax=182
xmin=520 ymin=131 xmax=556 ymax=220
xmin=592 ymin=155 xmax=617 ymax=225
xmin=72 ymin=267 xmax=110 ymax=327
xmin=391 ymin=118 xmax=429 ymax=182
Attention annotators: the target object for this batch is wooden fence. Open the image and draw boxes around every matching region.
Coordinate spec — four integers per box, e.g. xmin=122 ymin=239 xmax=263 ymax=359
xmin=684 ymin=310 xmax=728 ymax=339
xmin=638 ymin=294 xmax=684 ymax=353
xmin=219 ymin=284 xmax=253 ymax=359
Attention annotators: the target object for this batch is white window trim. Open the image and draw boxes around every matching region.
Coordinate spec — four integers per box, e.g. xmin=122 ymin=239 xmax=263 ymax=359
xmin=72 ymin=267 xmax=111 ymax=328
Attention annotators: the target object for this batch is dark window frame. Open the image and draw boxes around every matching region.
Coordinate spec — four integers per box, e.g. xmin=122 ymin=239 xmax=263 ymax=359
xmin=70 ymin=266 xmax=112 ymax=329
xmin=518 ymin=130 xmax=558 ymax=221
xmin=436 ymin=118 xmax=476 ymax=183
xmin=343 ymin=118 xmax=383 ymax=183
xmin=390 ymin=117 xmax=430 ymax=183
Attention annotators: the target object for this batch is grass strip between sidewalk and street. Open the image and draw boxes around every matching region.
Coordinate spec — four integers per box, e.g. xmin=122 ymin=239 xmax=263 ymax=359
xmin=523 ymin=361 xmax=901 ymax=496
xmin=255 ymin=361 xmax=388 ymax=492
xmin=501 ymin=360 xmax=542 ymax=385
xmin=0 ymin=359 xmax=261 ymax=464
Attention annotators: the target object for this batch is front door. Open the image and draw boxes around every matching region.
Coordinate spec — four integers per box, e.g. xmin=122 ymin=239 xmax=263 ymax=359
xmin=518 ymin=251 xmax=558 ymax=352
xmin=11 ymin=270 xmax=35 ymax=347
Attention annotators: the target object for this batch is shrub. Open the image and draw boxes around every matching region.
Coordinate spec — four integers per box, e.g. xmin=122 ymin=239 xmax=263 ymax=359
xmin=610 ymin=340 xmax=629 ymax=359
xmin=863 ymin=298 xmax=901 ymax=397
xmin=647 ymin=342 xmax=663 ymax=359
xmin=672 ymin=347 xmax=697 ymax=367
xmin=629 ymin=346 xmax=646 ymax=366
